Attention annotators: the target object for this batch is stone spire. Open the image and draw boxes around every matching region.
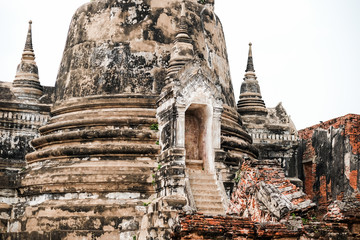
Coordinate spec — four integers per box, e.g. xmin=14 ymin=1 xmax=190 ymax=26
xmin=245 ymin=42 xmax=255 ymax=72
xmin=237 ymin=43 xmax=267 ymax=116
xmin=24 ymin=20 xmax=34 ymax=53
xmin=12 ymin=20 xmax=43 ymax=101
xmin=165 ymin=0 xmax=194 ymax=83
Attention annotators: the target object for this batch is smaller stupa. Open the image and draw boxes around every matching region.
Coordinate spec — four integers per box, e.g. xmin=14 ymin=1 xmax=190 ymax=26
xmin=12 ymin=21 xmax=43 ymax=101
xmin=237 ymin=43 xmax=267 ymax=116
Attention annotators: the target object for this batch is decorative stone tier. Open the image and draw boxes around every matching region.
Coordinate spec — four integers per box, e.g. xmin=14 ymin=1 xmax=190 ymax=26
xmin=12 ymin=79 xmax=43 ymax=101
xmin=219 ymin=105 xmax=259 ymax=195
xmin=0 ymin=103 xmax=49 ymax=131
xmin=21 ymin=95 xmax=160 ymax=197
xmin=237 ymin=91 xmax=267 ymax=116
xmin=249 ymin=132 xmax=298 ymax=142
xmin=0 ymin=100 xmax=50 ymax=162
xmin=221 ymin=105 xmax=258 ymax=160
xmin=7 ymin=199 xmax=148 ymax=239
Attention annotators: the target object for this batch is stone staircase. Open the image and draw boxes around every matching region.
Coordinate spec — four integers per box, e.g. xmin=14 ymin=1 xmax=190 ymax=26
xmin=188 ymin=170 xmax=225 ymax=215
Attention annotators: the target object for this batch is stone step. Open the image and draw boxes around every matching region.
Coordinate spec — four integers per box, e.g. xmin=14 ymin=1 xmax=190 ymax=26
xmin=192 ymin=190 xmax=221 ymax=196
xmin=195 ymin=201 xmax=224 ymax=209
xmin=197 ymin=205 xmax=224 ymax=211
xmin=190 ymin=184 xmax=219 ymax=192
xmin=189 ymin=179 xmax=216 ymax=185
xmin=192 ymin=188 xmax=221 ymax=194
xmin=188 ymin=171 xmax=225 ymax=216
xmin=186 ymin=159 xmax=203 ymax=165
xmin=197 ymin=206 xmax=225 ymax=215
xmin=193 ymin=194 xmax=222 ymax=201
xmin=188 ymin=174 xmax=216 ymax=179
xmin=195 ymin=198 xmax=223 ymax=204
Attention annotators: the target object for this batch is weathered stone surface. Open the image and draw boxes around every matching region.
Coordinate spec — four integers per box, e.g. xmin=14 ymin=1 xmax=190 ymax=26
xmin=298 ymin=114 xmax=360 ymax=207
xmin=0 ymin=0 xmax=359 ymax=239
xmin=0 ymin=82 xmax=16 ymax=101
xmin=55 ymin=0 xmax=235 ymax=107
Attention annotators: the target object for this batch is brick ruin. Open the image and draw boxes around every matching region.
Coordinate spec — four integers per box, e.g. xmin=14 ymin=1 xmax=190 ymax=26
xmin=0 ymin=0 xmax=359 ymax=239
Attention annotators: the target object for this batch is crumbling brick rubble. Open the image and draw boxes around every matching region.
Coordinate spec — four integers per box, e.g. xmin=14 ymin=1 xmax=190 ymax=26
xmin=228 ymin=159 xmax=315 ymax=222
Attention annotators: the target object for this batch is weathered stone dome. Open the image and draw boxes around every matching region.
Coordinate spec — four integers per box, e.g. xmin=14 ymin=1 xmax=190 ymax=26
xmin=54 ymin=0 xmax=234 ymax=106
xmin=22 ymin=0 xmax=257 ymax=196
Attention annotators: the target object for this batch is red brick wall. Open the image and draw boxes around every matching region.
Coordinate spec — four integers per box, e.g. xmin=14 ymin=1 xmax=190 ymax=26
xmin=175 ymin=214 xmax=302 ymax=239
xmin=303 ymin=162 xmax=315 ymax=199
xmin=298 ymin=114 xmax=360 ymax=207
xmin=175 ymin=214 xmax=255 ymax=239
xmin=299 ymin=114 xmax=360 ymax=154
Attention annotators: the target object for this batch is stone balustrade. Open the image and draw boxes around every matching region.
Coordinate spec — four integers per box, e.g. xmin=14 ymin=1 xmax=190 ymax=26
xmin=250 ymin=132 xmax=299 ymax=142
xmin=0 ymin=111 xmax=49 ymax=129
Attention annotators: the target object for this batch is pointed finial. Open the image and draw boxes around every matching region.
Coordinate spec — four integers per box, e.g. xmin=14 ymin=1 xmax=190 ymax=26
xmin=24 ymin=20 xmax=33 ymax=51
xmin=180 ymin=0 xmax=187 ymax=29
xmin=246 ymin=42 xmax=255 ymax=72
xmin=181 ymin=0 xmax=186 ymax=17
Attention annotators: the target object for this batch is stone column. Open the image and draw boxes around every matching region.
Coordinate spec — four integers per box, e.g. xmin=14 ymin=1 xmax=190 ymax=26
xmin=212 ymin=106 xmax=223 ymax=150
xmin=175 ymin=106 xmax=186 ymax=148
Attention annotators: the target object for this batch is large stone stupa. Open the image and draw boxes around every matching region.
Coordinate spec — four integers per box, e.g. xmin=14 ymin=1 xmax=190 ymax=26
xmin=12 ymin=0 xmax=256 ymax=238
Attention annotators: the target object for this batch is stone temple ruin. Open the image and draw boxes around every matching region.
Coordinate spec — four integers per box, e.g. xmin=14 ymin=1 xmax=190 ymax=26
xmin=0 ymin=0 xmax=359 ymax=239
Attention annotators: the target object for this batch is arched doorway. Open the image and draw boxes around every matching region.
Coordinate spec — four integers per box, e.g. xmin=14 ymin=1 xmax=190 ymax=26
xmin=185 ymin=104 xmax=212 ymax=171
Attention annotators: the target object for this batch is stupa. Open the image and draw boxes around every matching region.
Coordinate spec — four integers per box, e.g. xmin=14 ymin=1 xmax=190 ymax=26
xmin=11 ymin=0 xmax=256 ymax=238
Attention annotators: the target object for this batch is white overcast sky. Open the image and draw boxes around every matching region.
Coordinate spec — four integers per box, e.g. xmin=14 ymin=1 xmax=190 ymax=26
xmin=0 ymin=0 xmax=359 ymax=130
